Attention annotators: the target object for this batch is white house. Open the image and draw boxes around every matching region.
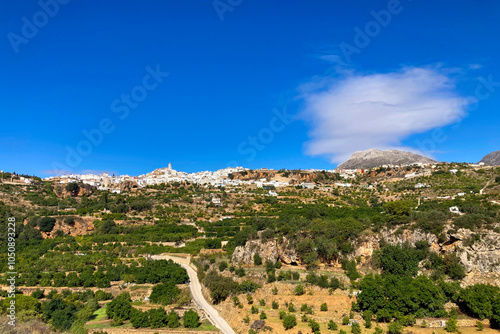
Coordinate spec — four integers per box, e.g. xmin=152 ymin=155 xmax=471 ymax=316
xmin=212 ymin=197 xmax=221 ymax=207
xmin=300 ymin=182 xmax=316 ymax=189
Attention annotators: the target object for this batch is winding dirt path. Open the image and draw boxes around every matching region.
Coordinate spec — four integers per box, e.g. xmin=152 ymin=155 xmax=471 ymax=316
xmin=150 ymin=254 xmax=235 ymax=334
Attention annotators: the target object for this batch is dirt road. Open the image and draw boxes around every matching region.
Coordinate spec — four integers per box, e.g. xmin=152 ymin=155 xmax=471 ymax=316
xmin=150 ymin=254 xmax=235 ymax=334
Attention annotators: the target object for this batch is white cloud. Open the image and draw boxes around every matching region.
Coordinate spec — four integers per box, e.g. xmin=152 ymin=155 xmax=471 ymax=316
xmin=299 ymin=67 xmax=471 ymax=163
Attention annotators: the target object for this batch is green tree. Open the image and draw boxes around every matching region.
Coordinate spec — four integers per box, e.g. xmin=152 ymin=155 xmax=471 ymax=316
xmin=491 ymin=297 xmax=500 ymax=329
xmin=383 ymin=200 xmax=413 ymax=217
xmin=106 ymin=293 xmax=132 ymax=321
xmin=130 ymin=309 xmax=150 ymax=328
xmin=148 ymin=308 xmax=167 ymax=328
xmin=166 ymin=310 xmax=180 ymax=328
xmin=183 ymin=309 xmax=200 ymax=328
xmin=457 ymin=284 xmax=500 ymax=319
xmin=374 ymin=243 xmax=424 ymax=277
xmin=150 ymin=283 xmax=181 ymax=305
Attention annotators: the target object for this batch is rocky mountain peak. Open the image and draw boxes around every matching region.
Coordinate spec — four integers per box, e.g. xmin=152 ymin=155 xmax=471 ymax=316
xmin=338 ymin=149 xmax=436 ymax=169
xmin=479 ymin=150 xmax=500 ymax=165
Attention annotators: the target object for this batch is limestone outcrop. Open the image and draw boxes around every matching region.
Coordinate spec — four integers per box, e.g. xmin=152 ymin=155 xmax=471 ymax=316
xmin=232 ymin=238 xmax=299 ymax=265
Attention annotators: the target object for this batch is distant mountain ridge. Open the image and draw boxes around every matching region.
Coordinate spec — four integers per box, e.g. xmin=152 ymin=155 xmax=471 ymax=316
xmin=338 ymin=149 xmax=436 ymax=169
xmin=480 ymin=150 xmax=500 ymax=166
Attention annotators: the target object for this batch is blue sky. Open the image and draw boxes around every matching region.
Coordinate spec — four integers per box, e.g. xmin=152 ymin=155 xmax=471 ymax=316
xmin=1 ymin=0 xmax=499 ymax=176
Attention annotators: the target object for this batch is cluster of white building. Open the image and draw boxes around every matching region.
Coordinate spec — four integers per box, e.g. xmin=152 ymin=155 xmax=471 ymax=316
xmin=44 ymin=164 xmax=293 ymax=191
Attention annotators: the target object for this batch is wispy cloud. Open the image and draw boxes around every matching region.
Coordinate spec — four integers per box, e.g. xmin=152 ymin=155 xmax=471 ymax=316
xmin=299 ymin=67 xmax=471 ymax=163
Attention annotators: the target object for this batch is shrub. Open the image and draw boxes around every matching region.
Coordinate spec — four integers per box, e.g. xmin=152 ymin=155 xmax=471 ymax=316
xmin=38 ymin=217 xmax=56 ymax=232
xmin=320 ymin=303 xmax=328 ymax=311
xmin=387 ymin=321 xmax=403 ymax=334
xmin=282 ymin=314 xmax=297 ymax=330
xmin=342 ymin=317 xmax=350 ymax=325
xmin=31 ymin=289 xmax=45 ymax=299
xmin=352 ymin=322 xmax=362 ymax=334
xmin=235 ymin=267 xmax=246 ymax=277
xmin=476 ymin=321 xmax=484 ymax=331
xmin=203 ymin=271 xmax=239 ymax=304
xmin=309 ymin=319 xmax=321 ymax=334
xmin=219 ymin=261 xmax=228 ymax=272
xmin=294 ymin=284 xmax=305 ymax=296
xmin=251 ymin=306 xmax=258 ymax=314
xmin=444 ymin=254 xmax=466 ymax=280
xmin=272 ymin=301 xmax=279 ymax=309
xmin=445 ymin=317 xmax=458 ymax=333
xmin=65 ymin=182 xmax=79 ymax=194
xmin=330 ymin=277 xmax=340 ymax=289
xmin=328 ymin=320 xmax=338 ymax=330
xmin=363 ymin=310 xmax=373 ymax=328
xmin=253 ymin=253 xmax=262 ymax=266
xmin=260 ymin=311 xmax=267 ymax=320
xmin=341 ymin=260 xmax=361 ymax=280
xmin=288 ymin=303 xmax=296 ymax=312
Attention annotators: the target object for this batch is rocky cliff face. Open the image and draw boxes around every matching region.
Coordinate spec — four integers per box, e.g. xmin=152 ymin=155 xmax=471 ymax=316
xmin=230 ymin=170 xmax=327 ymax=184
xmin=233 ymin=226 xmax=500 ymax=285
xmin=354 ymin=226 xmax=500 ymax=277
xmin=450 ymin=228 xmax=500 ymax=275
xmin=338 ymin=149 xmax=436 ymax=169
xmin=479 ymin=150 xmax=500 ymax=166
xmin=26 ymin=216 xmax=96 ymax=238
xmin=53 ymin=183 xmax=94 ymax=198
